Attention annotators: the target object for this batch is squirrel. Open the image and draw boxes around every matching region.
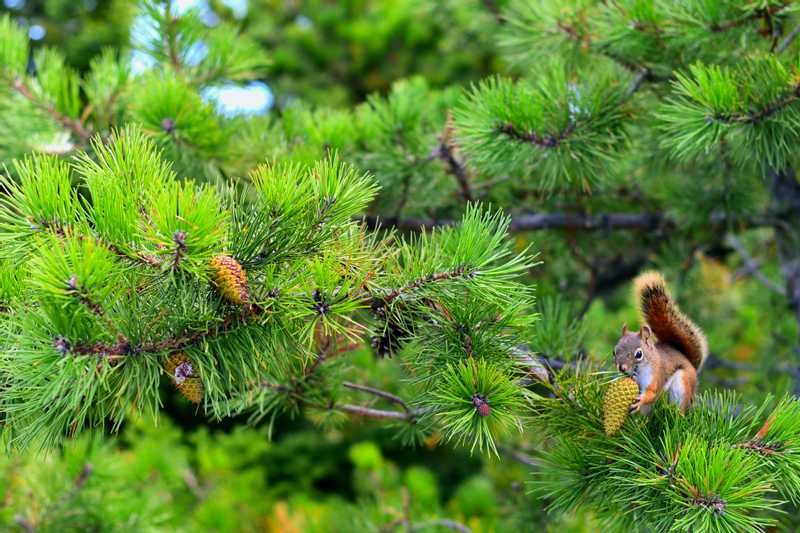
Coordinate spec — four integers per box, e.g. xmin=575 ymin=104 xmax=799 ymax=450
xmin=613 ymin=271 xmax=708 ymax=414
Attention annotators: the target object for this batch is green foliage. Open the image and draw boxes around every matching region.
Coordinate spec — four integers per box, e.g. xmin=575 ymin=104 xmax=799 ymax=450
xmin=454 ymin=70 xmax=630 ymax=189
xmin=659 ymin=55 xmax=800 ymax=169
xmin=433 ymin=358 xmax=528 ymax=455
xmin=237 ymin=0 xmax=500 ymax=106
xmin=0 ymin=128 xmax=537 ymax=457
xmin=2 ymin=0 xmax=800 ymax=531
xmin=530 ymin=373 xmax=800 ymax=532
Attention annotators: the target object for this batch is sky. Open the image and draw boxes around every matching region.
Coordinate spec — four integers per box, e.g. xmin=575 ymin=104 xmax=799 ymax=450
xmin=131 ymin=0 xmax=273 ymax=116
xmin=4 ymin=0 xmax=273 ymax=116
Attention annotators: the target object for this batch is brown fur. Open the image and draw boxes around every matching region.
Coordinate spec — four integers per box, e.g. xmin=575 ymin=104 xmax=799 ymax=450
xmin=613 ymin=273 xmax=708 ymax=413
xmin=634 ymin=271 xmax=708 ymax=369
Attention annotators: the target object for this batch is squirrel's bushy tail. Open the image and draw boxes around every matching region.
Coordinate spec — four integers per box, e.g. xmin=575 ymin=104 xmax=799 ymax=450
xmin=634 ymin=271 xmax=709 ymax=370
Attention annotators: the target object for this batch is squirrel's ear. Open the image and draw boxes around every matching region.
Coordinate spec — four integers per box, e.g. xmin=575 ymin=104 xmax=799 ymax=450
xmin=641 ymin=325 xmax=652 ymax=342
xmin=621 ymin=323 xmax=629 ymax=336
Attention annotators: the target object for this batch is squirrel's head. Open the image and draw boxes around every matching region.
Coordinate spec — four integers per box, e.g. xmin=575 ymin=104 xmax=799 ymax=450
xmin=613 ymin=323 xmax=655 ymax=376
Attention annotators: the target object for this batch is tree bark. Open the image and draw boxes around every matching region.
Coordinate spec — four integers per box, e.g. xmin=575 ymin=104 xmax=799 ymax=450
xmin=768 ymin=168 xmax=800 ymax=334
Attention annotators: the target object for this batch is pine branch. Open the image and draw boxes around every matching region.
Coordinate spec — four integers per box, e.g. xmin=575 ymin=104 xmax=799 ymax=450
xmin=498 ymin=122 xmax=576 ymax=149
xmin=726 ymin=234 xmax=786 ymax=296
xmin=552 ymin=20 xmax=670 ymax=81
xmin=380 ymin=266 xmax=473 ymax=304
xmin=13 ymin=515 xmax=33 ymax=533
xmin=11 ymin=76 xmax=92 ymax=144
xmin=410 ymin=519 xmax=472 ymax=533
xmin=707 ymin=5 xmax=787 ymax=34
xmin=361 ymin=210 xmax=781 ymax=233
xmin=335 ymin=403 xmax=419 ymax=420
xmin=343 ymin=381 xmax=414 ymax=413
xmin=768 ymin=167 xmax=800 ymax=350
xmin=162 ymin=0 xmax=182 ymax=72
xmin=433 ymin=139 xmax=473 ymax=202
xmin=711 ymin=84 xmax=800 ymax=125
xmin=625 ymin=68 xmax=650 ymax=99
xmin=743 ymin=85 xmax=800 ymax=123
xmin=265 ymin=379 xmax=427 ymax=422
xmin=69 ymin=306 xmax=252 ymax=358
xmin=497 ymin=444 xmax=539 ymax=468
xmin=383 ymin=517 xmax=473 ymax=533
xmin=777 ymin=24 xmax=800 ymax=53
xmin=480 ymin=0 xmax=505 ymax=25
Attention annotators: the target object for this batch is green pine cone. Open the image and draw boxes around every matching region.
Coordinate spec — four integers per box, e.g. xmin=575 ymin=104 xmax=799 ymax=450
xmin=603 ymin=377 xmax=639 ymax=436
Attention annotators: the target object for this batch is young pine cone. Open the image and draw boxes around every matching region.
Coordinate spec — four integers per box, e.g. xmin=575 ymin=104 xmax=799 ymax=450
xmin=210 ymin=254 xmax=249 ymax=305
xmin=165 ymin=352 xmax=203 ymax=404
xmin=603 ymin=376 xmax=639 ymax=436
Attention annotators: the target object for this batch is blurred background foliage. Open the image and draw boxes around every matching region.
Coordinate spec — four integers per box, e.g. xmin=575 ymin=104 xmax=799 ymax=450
xmin=1 ymin=0 xmax=799 ymax=530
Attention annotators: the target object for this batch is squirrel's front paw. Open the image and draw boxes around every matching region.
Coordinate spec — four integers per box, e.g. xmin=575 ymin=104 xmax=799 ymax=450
xmin=629 ymin=397 xmax=642 ymax=413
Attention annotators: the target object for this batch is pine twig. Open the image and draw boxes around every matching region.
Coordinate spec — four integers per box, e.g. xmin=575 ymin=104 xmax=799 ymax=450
xmin=334 ymin=403 xmax=418 ymax=420
xmin=707 ymin=5 xmax=788 ymax=34
xmin=726 ymin=234 xmax=786 ymax=296
xmin=411 ymin=519 xmax=472 ymax=532
xmin=497 ymin=444 xmax=539 ymax=468
xmin=384 ymin=517 xmax=472 ymax=533
xmin=380 ymin=266 xmax=473 ymax=304
xmin=498 ymin=122 xmax=576 ymax=149
xmin=11 ymin=76 xmax=92 ymax=144
xmin=435 ymin=140 xmax=474 ymax=202
xmin=480 ymin=0 xmax=505 ymax=25
xmin=777 ymin=24 xmax=800 ymax=53
xmin=343 ymin=381 xmax=413 ymax=413
xmin=625 ymin=68 xmax=650 ymax=99
xmin=163 ymin=0 xmax=183 ymax=72
xmin=14 ymin=515 xmax=34 ymax=533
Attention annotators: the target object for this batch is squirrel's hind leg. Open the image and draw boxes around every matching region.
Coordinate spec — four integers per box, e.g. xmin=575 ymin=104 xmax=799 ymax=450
xmin=665 ymin=368 xmax=696 ymax=412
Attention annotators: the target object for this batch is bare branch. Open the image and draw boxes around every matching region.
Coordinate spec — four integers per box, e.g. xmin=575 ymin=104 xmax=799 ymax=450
xmin=335 ymin=403 xmax=415 ymax=420
xmin=343 ymin=381 xmax=413 ymax=413
xmin=433 ymin=139 xmax=474 ymax=202
xmin=498 ymin=122 xmax=576 ymax=149
xmin=480 ymin=0 xmax=505 ymax=25
xmin=726 ymin=234 xmax=786 ymax=296
xmin=411 ymin=519 xmax=472 ymax=533
xmin=778 ymin=24 xmax=800 ymax=53
xmin=497 ymin=444 xmax=539 ymax=468
xmin=360 ymin=210 xmax=781 ymax=234
xmin=625 ymin=68 xmax=649 ymax=99
xmin=12 ymin=76 xmax=92 ymax=144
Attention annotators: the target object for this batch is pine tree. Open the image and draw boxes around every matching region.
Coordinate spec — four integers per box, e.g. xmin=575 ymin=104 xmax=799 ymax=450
xmin=1 ymin=1 xmax=800 ymax=531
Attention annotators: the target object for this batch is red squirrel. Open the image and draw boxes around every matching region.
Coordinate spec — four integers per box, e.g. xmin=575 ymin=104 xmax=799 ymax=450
xmin=614 ymin=272 xmax=709 ymax=413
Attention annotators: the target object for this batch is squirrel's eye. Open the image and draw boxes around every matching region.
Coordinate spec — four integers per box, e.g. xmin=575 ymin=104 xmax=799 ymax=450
xmin=634 ymin=349 xmax=643 ymax=360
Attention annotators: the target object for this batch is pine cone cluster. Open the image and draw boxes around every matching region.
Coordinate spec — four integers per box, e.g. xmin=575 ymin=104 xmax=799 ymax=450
xmin=603 ymin=377 xmax=639 ymax=436
xmin=165 ymin=352 xmax=203 ymax=404
xmin=210 ymin=254 xmax=249 ymax=304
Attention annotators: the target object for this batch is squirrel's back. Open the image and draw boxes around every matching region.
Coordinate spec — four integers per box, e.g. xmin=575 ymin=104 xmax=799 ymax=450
xmin=634 ymin=271 xmax=708 ymax=370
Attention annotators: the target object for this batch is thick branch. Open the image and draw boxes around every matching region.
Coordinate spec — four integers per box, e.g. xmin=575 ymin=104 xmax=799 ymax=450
xmin=768 ymin=168 xmax=800 ymax=356
xmin=361 ymin=210 xmax=780 ymax=233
